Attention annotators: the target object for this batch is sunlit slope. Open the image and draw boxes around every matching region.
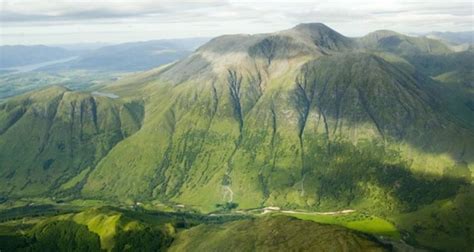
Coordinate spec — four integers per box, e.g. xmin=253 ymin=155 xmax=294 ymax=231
xmin=0 ymin=207 xmax=175 ymax=251
xmin=0 ymin=86 xmax=144 ymax=197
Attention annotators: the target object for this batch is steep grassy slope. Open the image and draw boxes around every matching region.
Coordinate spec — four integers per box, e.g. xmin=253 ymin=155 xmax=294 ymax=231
xmin=360 ymin=34 xmax=474 ymax=131
xmin=83 ymin=49 xmax=472 ymax=213
xmin=0 ymin=87 xmax=144 ymax=197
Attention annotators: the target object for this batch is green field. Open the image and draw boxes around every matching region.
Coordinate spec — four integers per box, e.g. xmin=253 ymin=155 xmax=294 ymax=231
xmin=277 ymin=212 xmax=400 ymax=239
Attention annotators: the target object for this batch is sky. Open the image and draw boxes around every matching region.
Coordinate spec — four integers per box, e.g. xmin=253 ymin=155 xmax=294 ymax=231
xmin=0 ymin=0 xmax=473 ymax=45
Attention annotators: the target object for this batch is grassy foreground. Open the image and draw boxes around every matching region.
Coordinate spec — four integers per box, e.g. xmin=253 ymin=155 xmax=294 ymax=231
xmin=0 ymin=205 xmax=397 ymax=251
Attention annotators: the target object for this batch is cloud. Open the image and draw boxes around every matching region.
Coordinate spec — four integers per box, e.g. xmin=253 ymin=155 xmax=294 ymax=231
xmin=0 ymin=0 xmax=228 ymax=22
xmin=0 ymin=0 xmax=472 ymax=44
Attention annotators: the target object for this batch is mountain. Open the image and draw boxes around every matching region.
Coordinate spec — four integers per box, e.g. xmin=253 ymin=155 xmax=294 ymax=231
xmin=42 ymin=38 xmax=210 ymax=72
xmin=81 ymin=23 xmax=472 ymax=211
xmin=0 ymin=45 xmax=75 ymax=68
xmin=0 ymin=23 xmax=473 ymax=250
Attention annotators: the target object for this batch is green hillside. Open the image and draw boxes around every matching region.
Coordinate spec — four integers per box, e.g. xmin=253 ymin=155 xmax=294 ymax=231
xmin=0 ymin=87 xmax=144 ymax=197
xmin=0 ymin=207 xmax=174 ymax=251
xmin=0 ymin=23 xmax=473 ymax=251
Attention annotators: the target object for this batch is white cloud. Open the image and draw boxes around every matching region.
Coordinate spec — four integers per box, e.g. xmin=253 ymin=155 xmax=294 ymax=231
xmin=0 ymin=0 xmax=472 ymax=44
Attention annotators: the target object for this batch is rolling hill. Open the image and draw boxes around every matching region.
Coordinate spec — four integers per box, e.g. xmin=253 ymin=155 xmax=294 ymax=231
xmin=0 ymin=45 xmax=75 ymax=68
xmin=0 ymin=206 xmax=393 ymax=251
xmin=0 ymin=38 xmax=210 ymax=102
xmin=42 ymin=38 xmax=210 ymax=72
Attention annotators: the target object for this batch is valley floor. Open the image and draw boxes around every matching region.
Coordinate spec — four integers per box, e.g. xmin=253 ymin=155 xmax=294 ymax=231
xmin=1 ymin=193 xmax=473 ymax=251
xmin=0 ymin=202 xmax=406 ymax=251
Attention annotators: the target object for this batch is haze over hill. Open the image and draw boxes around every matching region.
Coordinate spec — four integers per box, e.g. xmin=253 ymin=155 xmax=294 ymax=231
xmin=0 ymin=45 xmax=74 ymax=68
xmin=0 ymin=23 xmax=473 ymax=251
xmin=0 ymin=38 xmax=210 ymax=100
xmin=42 ymin=38 xmax=210 ymax=72
xmin=423 ymin=31 xmax=474 ymax=45
xmin=1 ymin=38 xmax=209 ymax=72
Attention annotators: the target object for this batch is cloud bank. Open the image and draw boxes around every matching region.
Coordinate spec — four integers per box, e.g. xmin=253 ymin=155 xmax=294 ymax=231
xmin=1 ymin=0 xmax=472 ymax=44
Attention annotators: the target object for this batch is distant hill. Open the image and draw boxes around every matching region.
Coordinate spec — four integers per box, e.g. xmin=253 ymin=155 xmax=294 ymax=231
xmin=0 ymin=38 xmax=210 ymax=100
xmin=424 ymin=31 xmax=473 ymax=45
xmin=0 ymin=45 xmax=75 ymax=68
xmin=42 ymin=38 xmax=210 ymax=72
xmin=358 ymin=30 xmax=452 ymax=55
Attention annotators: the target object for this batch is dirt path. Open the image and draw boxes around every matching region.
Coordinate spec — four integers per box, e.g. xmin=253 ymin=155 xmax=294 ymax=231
xmin=222 ymin=185 xmax=234 ymax=202
xmin=280 ymin=209 xmax=355 ymax=215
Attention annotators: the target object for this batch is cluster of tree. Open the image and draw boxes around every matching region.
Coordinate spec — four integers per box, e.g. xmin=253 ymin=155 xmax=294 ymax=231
xmin=215 ymin=202 xmax=239 ymax=212
xmin=113 ymin=226 xmax=173 ymax=251
xmin=0 ymin=205 xmax=68 ymax=222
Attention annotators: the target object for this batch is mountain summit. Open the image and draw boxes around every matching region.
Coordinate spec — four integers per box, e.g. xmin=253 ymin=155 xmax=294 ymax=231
xmin=286 ymin=23 xmax=355 ymax=51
